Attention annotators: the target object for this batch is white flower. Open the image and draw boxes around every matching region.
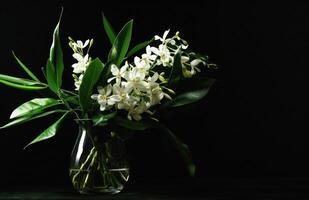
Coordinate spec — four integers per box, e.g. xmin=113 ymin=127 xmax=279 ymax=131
xmin=147 ymin=73 xmax=164 ymax=105
xmin=107 ymin=63 xmax=128 ymax=84
xmin=74 ymin=74 xmax=83 ymax=91
xmin=154 ymin=29 xmax=170 ymax=43
xmin=69 ymin=39 xmax=91 ymax=53
xmin=189 ymin=58 xmax=203 ymax=74
xmin=111 ymin=84 xmax=131 ymax=110
xmin=181 ymin=58 xmax=204 ymax=78
xmin=151 ymin=44 xmax=173 ymax=67
xmin=91 ymin=85 xmax=114 ymax=111
xmin=141 ymin=46 xmax=157 ymax=63
xmin=190 ymin=58 xmax=205 ymax=67
xmin=72 ymin=53 xmax=90 ymax=74
xmin=127 ymin=100 xmax=148 ymax=121
xmin=155 ymin=29 xmax=176 ymax=45
xmin=134 ymin=56 xmax=150 ymax=76
xmin=150 ymin=86 xmax=164 ymax=105
xmin=147 ymin=72 xmax=160 ymax=88
xmin=123 ymin=68 xmax=149 ymax=93
xmin=134 ymin=46 xmax=156 ymax=71
xmin=72 ymin=40 xmax=89 ymax=50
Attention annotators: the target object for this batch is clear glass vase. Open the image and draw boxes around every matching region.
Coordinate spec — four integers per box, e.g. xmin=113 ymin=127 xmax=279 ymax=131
xmin=69 ymin=124 xmax=130 ymax=194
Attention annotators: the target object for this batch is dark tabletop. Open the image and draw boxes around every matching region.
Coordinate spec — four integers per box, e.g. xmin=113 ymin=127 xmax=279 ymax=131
xmin=1 ymin=178 xmax=309 ymax=199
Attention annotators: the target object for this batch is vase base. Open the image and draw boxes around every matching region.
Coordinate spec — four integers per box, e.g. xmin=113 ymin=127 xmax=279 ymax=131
xmin=78 ymin=187 xmax=122 ymax=195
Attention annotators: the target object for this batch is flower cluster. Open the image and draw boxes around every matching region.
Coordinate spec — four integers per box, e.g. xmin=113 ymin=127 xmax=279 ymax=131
xmin=69 ymin=38 xmax=93 ymax=90
xmin=70 ymin=30 xmax=208 ymax=120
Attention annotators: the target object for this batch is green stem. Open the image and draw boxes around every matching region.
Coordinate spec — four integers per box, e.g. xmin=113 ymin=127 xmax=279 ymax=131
xmin=61 ymin=88 xmax=78 ymax=96
xmin=71 ymin=147 xmax=95 ymax=185
xmin=82 ymin=150 xmax=98 ymax=189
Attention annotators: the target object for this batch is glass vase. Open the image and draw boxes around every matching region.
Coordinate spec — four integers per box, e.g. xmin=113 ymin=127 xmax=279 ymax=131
xmin=69 ymin=124 xmax=130 ymax=194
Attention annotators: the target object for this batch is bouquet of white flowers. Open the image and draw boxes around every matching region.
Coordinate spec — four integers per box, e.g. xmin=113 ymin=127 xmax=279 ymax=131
xmin=0 ymin=10 xmax=216 ymax=194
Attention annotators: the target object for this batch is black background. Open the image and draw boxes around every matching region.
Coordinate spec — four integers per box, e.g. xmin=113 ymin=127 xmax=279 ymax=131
xmin=1 ymin=0 xmax=309 ymax=192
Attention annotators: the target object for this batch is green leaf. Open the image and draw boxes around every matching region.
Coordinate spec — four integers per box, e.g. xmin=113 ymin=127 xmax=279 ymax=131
xmin=0 ymin=74 xmax=47 ymax=90
xmin=12 ymin=51 xmax=40 ymax=82
xmin=1 ymin=109 xmax=67 ymax=129
xmin=168 ymin=78 xmax=215 ymax=107
xmin=168 ymin=50 xmax=182 ymax=87
xmin=108 ymin=20 xmax=133 ymax=66
xmin=112 ymin=116 xmax=153 ymax=131
xmin=126 ymin=37 xmax=154 ymax=58
xmin=96 ymin=60 xmax=113 ymax=87
xmin=79 ymin=58 xmax=104 ymax=113
xmin=49 ymin=9 xmax=64 ymax=88
xmin=92 ymin=112 xmax=117 ymax=126
xmin=59 ymin=90 xmax=79 ymax=105
xmin=24 ymin=112 xmax=69 ymax=149
xmin=64 ymin=95 xmax=79 ymax=105
xmin=0 ymin=80 xmax=46 ymax=90
xmin=154 ymin=121 xmax=195 ymax=177
xmin=0 ymin=74 xmax=44 ymax=86
xmin=46 ymin=59 xmax=58 ymax=94
xmin=10 ymin=98 xmax=61 ymax=119
xmin=102 ymin=13 xmax=116 ymax=45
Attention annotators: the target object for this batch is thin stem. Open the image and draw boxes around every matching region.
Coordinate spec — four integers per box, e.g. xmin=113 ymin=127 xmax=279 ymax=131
xmin=82 ymin=150 xmax=98 ymax=189
xmin=61 ymin=89 xmax=78 ymax=96
xmin=71 ymin=147 xmax=95 ymax=185
xmin=58 ymin=93 xmax=80 ymax=120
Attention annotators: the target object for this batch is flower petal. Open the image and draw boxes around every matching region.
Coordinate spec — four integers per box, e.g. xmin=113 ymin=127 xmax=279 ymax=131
xmin=100 ymin=104 xmax=107 ymax=111
xmin=109 ymin=95 xmax=121 ymax=102
xmin=107 ymin=77 xmax=116 ymax=83
xmin=72 ymin=53 xmax=83 ymax=61
xmin=83 ymin=39 xmax=89 ymax=48
xmin=91 ymin=94 xmax=99 ymax=100
xmin=105 ymin=84 xmax=112 ymax=95
xmin=190 ymin=59 xmax=203 ymax=67
xmin=134 ymin=56 xmax=141 ymax=66
xmin=146 ymin=45 xmax=152 ymax=55
xmin=111 ymin=64 xmax=119 ymax=76
xmin=97 ymin=86 xmax=105 ymax=95
xmin=162 ymin=29 xmax=170 ymax=41
xmin=154 ymin=35 xmax=161 ymax=41
xmin=151 ymin=72 xmax=159 ymax=82
xmin=181 ymin=56 xmax=190 ymax=64
xmin=151 ymin=47 xmax=160 ymax=55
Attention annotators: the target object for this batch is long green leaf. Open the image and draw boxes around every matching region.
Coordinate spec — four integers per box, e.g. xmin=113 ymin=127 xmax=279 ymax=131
xmin=49 ymin=9 xmax=64 ymax=88
xmin=24 ymin=112 xmax=69 ymax=149
xmin=168 ymin=78 xmax=215 ymax=107
xmin=102 ymin=13 xmax=116 ymax=45
xmin=46 ymin=59 xmax=58 ymax=94
xmin=0 ymin=80 xmax=46 ymax=90
xmin=155 ymin=121 xmax=195 ymax=176
xmin=10 ymin=98 xmax=61 ymax=119
xmin=79 ymin=58 xmax=104 ymax=113
xmin=0 ymin=74 xmax=47 ymax=90
xmin=108 ymin=20 xmax=133 ymax=66
xmin=126 ymin=37 xmax=154 ymax=58
xmin=12 ymin=51 xmax=40 ymax=82
xmin=0 ymin=74 xmax=44 ymax=86
xmin=1 ymin=109 xmax=67 ymax=129
xmin=0 ymin=74 xmax=46 ymax=90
